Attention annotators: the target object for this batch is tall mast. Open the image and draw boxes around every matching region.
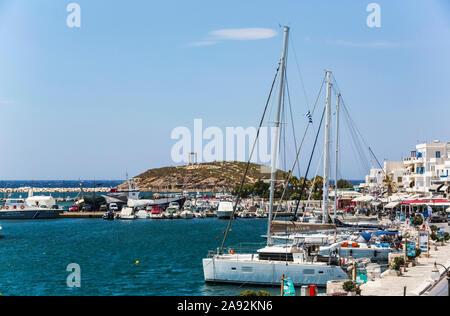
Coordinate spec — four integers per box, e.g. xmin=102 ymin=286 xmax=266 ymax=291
xmin=334 ymin=93 xmax=341 ymax=218
xmin=267 ymin=26 xmax=289 ymax=246
xmin=322 ymin=70 xmax=332 ymax=224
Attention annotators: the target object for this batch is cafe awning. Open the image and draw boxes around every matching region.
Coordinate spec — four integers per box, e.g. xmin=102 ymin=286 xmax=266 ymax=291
xmin=384 ymin=202 xmax=400 ymax=209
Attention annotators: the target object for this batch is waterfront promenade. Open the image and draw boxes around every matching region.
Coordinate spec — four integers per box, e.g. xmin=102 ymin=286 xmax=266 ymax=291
xmin=361 ymin=226 xmax=450 ymax=296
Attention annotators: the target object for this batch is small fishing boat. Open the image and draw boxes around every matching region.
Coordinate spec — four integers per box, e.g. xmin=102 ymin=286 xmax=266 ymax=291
xmin=135 ymin=209 xmax=150 ymax=219
xmin=102 ymin=210 xmax=115 ymax=220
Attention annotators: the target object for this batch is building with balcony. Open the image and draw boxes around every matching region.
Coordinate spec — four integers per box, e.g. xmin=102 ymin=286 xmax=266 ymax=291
xmin=363 ymin=140 xmax=450 ymax=196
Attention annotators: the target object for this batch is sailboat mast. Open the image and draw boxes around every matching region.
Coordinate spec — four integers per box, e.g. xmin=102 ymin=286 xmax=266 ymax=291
xmin=267 ymin=26 xmax=289 ymax=246
xmin=334 ymin=93 xmax=341 ymax=218
xmin=322 ymin=70 xmax=332 ymax=224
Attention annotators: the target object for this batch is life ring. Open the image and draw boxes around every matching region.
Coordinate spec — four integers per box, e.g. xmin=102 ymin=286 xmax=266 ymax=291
xmin=20 ymin=205 xmax=25 ymax=210
xmin=5 ymin=206 xmax=9 ymax=210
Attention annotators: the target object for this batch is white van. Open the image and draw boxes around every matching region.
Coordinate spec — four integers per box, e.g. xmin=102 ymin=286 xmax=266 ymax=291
xmin=109 ymin=203 xmax=119 ymax=211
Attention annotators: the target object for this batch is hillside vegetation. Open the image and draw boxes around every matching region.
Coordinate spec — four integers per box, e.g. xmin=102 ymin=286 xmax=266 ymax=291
xmin=123 ymin=161 xmax=290 ymax=192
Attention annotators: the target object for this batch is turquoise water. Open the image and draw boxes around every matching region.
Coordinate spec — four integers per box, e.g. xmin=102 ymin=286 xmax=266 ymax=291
xmin=0 ymin=218 xmax=287 ymax=296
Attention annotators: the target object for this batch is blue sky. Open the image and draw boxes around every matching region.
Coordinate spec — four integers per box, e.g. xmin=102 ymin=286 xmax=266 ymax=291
xmin=0 ymin=0 xmax=449 ymax=180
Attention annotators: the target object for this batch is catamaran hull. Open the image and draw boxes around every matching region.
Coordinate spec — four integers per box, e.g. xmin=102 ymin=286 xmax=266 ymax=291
xmin=203 ymin=258 xmax=348 ymax=286
xmin=0 ymin=210 xmax=60 ymax=220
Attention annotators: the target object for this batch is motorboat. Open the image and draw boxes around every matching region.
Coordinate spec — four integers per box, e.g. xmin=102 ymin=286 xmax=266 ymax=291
xmin=119 ymin=207 xmax=136 ymax=220
xmin=135 ymin=209 xmax=150 ymax=219
xmin=180 ymin=208 xmax=194 ymax=219
xmin=165 ymin=203 xmax=180 ymax=218
xmin=217 ymin=201 xmax=234 ymax=219
xmin=150 ymin=206 xmax=164 ymax=219
xmin=0 ymin=197 xmax=60 ymax=220
xmin=102 ymin=210 xmax=115 ymax=220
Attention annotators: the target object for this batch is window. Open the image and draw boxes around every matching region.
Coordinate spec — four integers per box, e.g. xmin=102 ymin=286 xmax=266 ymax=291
xmin=303 ymin=269 xmax=315 ymax=275
xmin=436 ymin=151 xmax=441 ymax=158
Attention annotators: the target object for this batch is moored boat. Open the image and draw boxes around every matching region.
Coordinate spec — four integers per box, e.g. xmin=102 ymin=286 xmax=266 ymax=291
xmin=119 ymin=207 xmax=136 ymax=220
xmin=217 ymin=202 xmax=234 ymax=219
xmin=0 ymin=197 xmax=60 ymax=220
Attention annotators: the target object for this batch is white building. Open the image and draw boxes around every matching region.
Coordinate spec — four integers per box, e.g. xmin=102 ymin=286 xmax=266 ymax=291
xmin=403 ymin=141 xmax=450 ymax=194
xmin=364 ymin=140 xmax=450 ymax=196
xmin=365 ymin=168 xmax=384 ymax=190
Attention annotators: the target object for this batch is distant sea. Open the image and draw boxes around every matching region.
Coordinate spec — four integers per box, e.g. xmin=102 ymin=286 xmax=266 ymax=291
xmin=0 ymin=179 xmax=365 ymax=189
xmin=0 ymin=180 xmax=124 ymax=189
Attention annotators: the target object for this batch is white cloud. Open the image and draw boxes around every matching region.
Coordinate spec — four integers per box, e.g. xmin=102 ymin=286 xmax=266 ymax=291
xmin=209 ymin=28 xmax=277 ymax=41
xmin=189 ymin=27 xmax=277 ymax=47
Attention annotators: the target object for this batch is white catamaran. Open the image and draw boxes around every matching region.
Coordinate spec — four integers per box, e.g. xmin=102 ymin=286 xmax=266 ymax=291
xmin=202 ymin=27 xmax=349 ymax=287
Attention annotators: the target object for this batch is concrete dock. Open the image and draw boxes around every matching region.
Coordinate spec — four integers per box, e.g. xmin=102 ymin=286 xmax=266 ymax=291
xmin=361 ymin=225 xmax=450 ymax=296
xmin=59 ymin=212 xmax=104 ymax=218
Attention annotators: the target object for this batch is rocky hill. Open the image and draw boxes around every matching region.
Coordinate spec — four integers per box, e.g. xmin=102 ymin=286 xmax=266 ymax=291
xmin=122 ymin=161 xmax=290 ymax=192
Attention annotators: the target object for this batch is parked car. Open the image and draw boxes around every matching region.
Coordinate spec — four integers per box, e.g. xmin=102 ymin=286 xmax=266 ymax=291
xmin=109 ymin=203 xmax=119 ymax=212
xmin=69 ymin=205 xmax=79 ymax=212
xmin=99 ymin=204 xmax=107 ymax=212
xmin=82 ymin=204 xmax=92 ymax=212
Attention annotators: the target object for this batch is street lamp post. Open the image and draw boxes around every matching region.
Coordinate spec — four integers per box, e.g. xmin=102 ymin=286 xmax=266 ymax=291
xmin=431 ymin=262 xmax=450 ymax=297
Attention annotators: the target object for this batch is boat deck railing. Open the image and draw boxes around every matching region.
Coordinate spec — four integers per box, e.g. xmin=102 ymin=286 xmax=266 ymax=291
xmin=207 ymin=242 xmax=267 ymax=257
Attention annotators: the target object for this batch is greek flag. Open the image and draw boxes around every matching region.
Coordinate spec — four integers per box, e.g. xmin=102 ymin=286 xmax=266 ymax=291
xmin=305 ymin=111 xmax=313 ymax=123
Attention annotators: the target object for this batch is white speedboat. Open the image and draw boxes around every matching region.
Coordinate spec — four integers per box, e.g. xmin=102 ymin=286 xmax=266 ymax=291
xmin=217 ymin=202 xmax=234 ymax=219
xmin=119 ymin=207 xmax=136 ymax=220
xmin=165 ymin=203 xmax=180 ymax=219
xmin=135 ymin=210 xmax=149 ymax=219
xmin=180 ymin=209 xmax=194 ymax=219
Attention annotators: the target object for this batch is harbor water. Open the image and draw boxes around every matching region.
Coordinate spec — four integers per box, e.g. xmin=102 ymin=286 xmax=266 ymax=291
xmin=0 ymin=218 xmax=291 ymax=296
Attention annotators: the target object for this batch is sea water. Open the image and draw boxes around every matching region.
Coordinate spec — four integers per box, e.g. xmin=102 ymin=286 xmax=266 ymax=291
xmin=0 ymin=218 xmax=286 ymax=296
